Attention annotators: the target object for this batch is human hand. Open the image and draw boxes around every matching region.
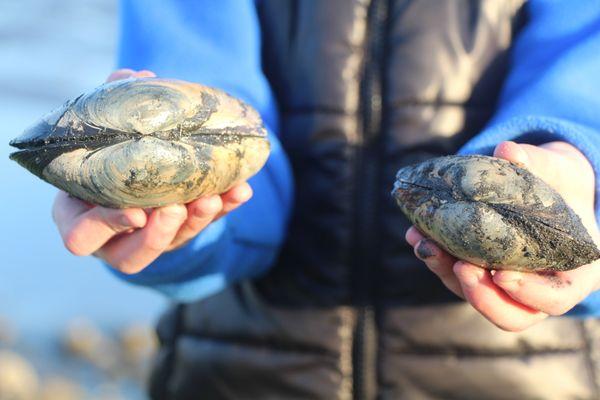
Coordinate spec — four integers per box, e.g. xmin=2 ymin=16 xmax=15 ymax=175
xmin=406 ymin=141 xmax=600 ymax=331
xmin=52 ymin=69 xmax=253 ymax=274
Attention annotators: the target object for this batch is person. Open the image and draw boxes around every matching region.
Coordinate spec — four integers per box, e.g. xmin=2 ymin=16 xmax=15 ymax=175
xmin=52 ymin=0 xmax=600 ymax=399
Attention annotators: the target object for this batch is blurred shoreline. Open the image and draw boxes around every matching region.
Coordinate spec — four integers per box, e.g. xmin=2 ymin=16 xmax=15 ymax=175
xmin=1 ymin=1 xmax=165 ymax=398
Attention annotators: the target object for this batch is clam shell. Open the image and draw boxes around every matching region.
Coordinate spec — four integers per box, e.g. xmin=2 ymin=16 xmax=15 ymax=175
xmin=9 ymin=78 xmax=270 ymax=208
xmin=393 ymin=155 xmax=600 ymax=271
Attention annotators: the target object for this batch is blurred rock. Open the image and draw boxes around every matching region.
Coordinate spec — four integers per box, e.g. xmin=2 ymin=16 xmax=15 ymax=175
xmin=90 ymin=383 xmax=125 ymax=400
xmin=39 ymin=376 xmax=85 ymax=400
xmin=119 ymin=323 xmax=157 ymax=367
xmin=61 ymin=319 xmax=119 ymax=373
xmin=0 ymin=0 xmax=160 ymax=398
xmin=115 ymin=323 xmax=158 ymax=383
xmin=0 ymin=317 xmax=16 ymax=345
xmin=0 ymin=350 xmax=39 ymax=400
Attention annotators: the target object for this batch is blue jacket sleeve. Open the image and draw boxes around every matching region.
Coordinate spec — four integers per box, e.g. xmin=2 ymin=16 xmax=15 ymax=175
xmin=460 ymin=0 xmax=600 ymax=316
xmin=108 ymin=0 xmax=293 ymax=302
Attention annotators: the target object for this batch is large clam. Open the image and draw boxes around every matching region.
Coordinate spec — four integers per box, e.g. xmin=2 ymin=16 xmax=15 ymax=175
xmin=393 ymin=155 xmax=600 ymax=272
xmin=9 ymin=78 xmax=270 ymax=208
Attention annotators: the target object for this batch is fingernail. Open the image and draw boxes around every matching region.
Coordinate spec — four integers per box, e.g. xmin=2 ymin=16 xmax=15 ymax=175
xmin=136 ymin=70 xmax=156 ymax=77
xmin=235 ymin=187 xmax=252 ymax=203
xmin=416 ymin=239 xmax=437 ymax=260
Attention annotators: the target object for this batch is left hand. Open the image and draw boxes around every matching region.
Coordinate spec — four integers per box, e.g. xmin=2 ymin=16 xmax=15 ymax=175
xmin=51 ymin=69 xmax=255 ymax=275
xmin=406 ymin=141 xmax=600 ymax=331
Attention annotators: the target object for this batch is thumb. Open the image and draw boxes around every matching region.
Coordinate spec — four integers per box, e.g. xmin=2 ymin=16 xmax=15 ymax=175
xmin=493 ymin=141 xmax=597 ymax=239
xmin=493 ymin=140 xmax=594 ymax=185
xmin=492 ymin=141 xmax=558 ymax=183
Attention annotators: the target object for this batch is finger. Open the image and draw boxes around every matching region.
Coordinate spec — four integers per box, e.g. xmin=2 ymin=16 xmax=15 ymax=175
xmin=540 ymin=141 xmax=594 ymax=170
xmin=493 ymin=141 xmax=564 ymax=191
xmin=493 ymin=262 xmax=600 ymax=316
xmin=405 ymin=225 xmax=424 ymax=247
xmin=405 ymin=227 xmax=463 ymax=297
xmin=494 ymin=141 xmax=599 ymax=241
xmin=133 ymin=70 xmax=156 ymax=78
xmin=414 ymin=239 xmax=463 ymax=298
xmin=106 ymin=69 xmax=136 ymax=82
xmin=454 ymin=261 xmax=548 ymax=331
xmin=96 ymin=204 xmax=187 ymax=274
xmin=493 ymin=141 xmax=594 ymax=211
xmin=493 ymin=140 xmax=530 ymax=167
xmin=493 ymin=141 xmax=564 ymax=177
xmin=539 ymin=142 xmax=597 ymax=222
xmin=53 ymin=192 xmax=147 ymax=256
xmin=52 ymin=191 xmax=93 ymax=229
xmin=106 ymin=69 xmax=156 ymax=83
xmin=167 ymin=195 xmax=223 ymax=250
xmin=214 ymin=182 xmax=253 ymax=220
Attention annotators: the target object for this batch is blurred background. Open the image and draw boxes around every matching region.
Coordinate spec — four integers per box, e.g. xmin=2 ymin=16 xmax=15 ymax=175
xmin=0 ymin=0 xmax=166 ymax=398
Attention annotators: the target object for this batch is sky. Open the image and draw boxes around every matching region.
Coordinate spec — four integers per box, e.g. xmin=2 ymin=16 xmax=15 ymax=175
xmin=0 ymin=0 xmax=165 ymax=339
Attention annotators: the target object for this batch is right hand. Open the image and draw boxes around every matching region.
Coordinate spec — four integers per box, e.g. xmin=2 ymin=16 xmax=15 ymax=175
xmin=405 ymin=141 xmax=600 ymax=332
xmin=51 ymin=69 xmax=253 ymax=274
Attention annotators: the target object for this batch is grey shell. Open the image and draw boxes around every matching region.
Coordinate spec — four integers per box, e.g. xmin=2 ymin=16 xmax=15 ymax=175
xmin=393 ymin=155 xmax=600 ymax=272
xmin=9 ymin=78 xmax=270 ymax=208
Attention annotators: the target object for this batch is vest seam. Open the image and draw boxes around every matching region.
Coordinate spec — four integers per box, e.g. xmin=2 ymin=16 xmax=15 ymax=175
xmin=175 ymin=331 xmax=341 ymax=357
xmin=580 ymin=320 xmax=600 ymax=398
xmin=165 ymin=304 xmax=185 ymax=399
xmin=281 ymin=103 xmax=494 ymax=115
xmin=388 ymin=347 xmax=586 ymax=357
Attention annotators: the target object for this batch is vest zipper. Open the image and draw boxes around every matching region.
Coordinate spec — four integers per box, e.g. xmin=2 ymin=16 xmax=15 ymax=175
xmin=352 ymin=0 xmax=389 ymax=399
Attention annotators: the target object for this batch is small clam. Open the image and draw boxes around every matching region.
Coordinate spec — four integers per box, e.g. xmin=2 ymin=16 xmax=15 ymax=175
xmin=393 ymin=155 xmax=600 ymax=271
xmin=9 ymin=78 xmax=270 ymax=208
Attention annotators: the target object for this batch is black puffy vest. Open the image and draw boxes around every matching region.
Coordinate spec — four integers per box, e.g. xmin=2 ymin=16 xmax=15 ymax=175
xmin=256 ymin=0 xmax=526 ymax=306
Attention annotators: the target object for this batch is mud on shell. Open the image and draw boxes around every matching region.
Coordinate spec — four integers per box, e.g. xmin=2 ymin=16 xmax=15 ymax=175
xmin=393 ymin=155 xmax=600 ymax=272
xmin=9 ymin=78 xmax=270 ymax=208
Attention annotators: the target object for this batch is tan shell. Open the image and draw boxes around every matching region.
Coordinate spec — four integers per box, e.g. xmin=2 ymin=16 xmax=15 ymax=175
xmin=393 ymin=155 xmax=600 ymax=272
xmin=9 ymin=78 xmax=270 ymax=208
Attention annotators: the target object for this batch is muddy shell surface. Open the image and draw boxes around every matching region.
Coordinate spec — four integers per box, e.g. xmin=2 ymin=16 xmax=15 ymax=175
xmin=9 ymin=78 xmax=270 ymax=208
xmin=393 ymin=155 xmax=600 ymax=272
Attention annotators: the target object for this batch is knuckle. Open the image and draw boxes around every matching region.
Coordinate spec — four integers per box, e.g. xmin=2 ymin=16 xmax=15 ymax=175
xmin=184 ymin=217 xmax=210 ymax=235
xmin=547 ymin=302 xmax=574 ymax=316
xmin=110 ymin=258 xmax=145 ymax=275
xmin=101 ymin=210 xmax=129 ymax=233
xmin=190 ymin=200 xmax=220 ymax=219
xmin=160 ymin=209 xmax=188 ymax=227
xmin=166 ymin=204 xmax=187 ymax=216
xmin=63 ymin=231 xmax=90 ymax=256
xmin=141 ymin=234 xmax=169 ymax=253
xmin=427 ymin=259 xmax=447 ymax=274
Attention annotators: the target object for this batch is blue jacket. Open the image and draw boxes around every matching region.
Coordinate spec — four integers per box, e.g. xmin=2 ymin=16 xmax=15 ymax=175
xmin=112 ymin=0 xmax=600 ymax=315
